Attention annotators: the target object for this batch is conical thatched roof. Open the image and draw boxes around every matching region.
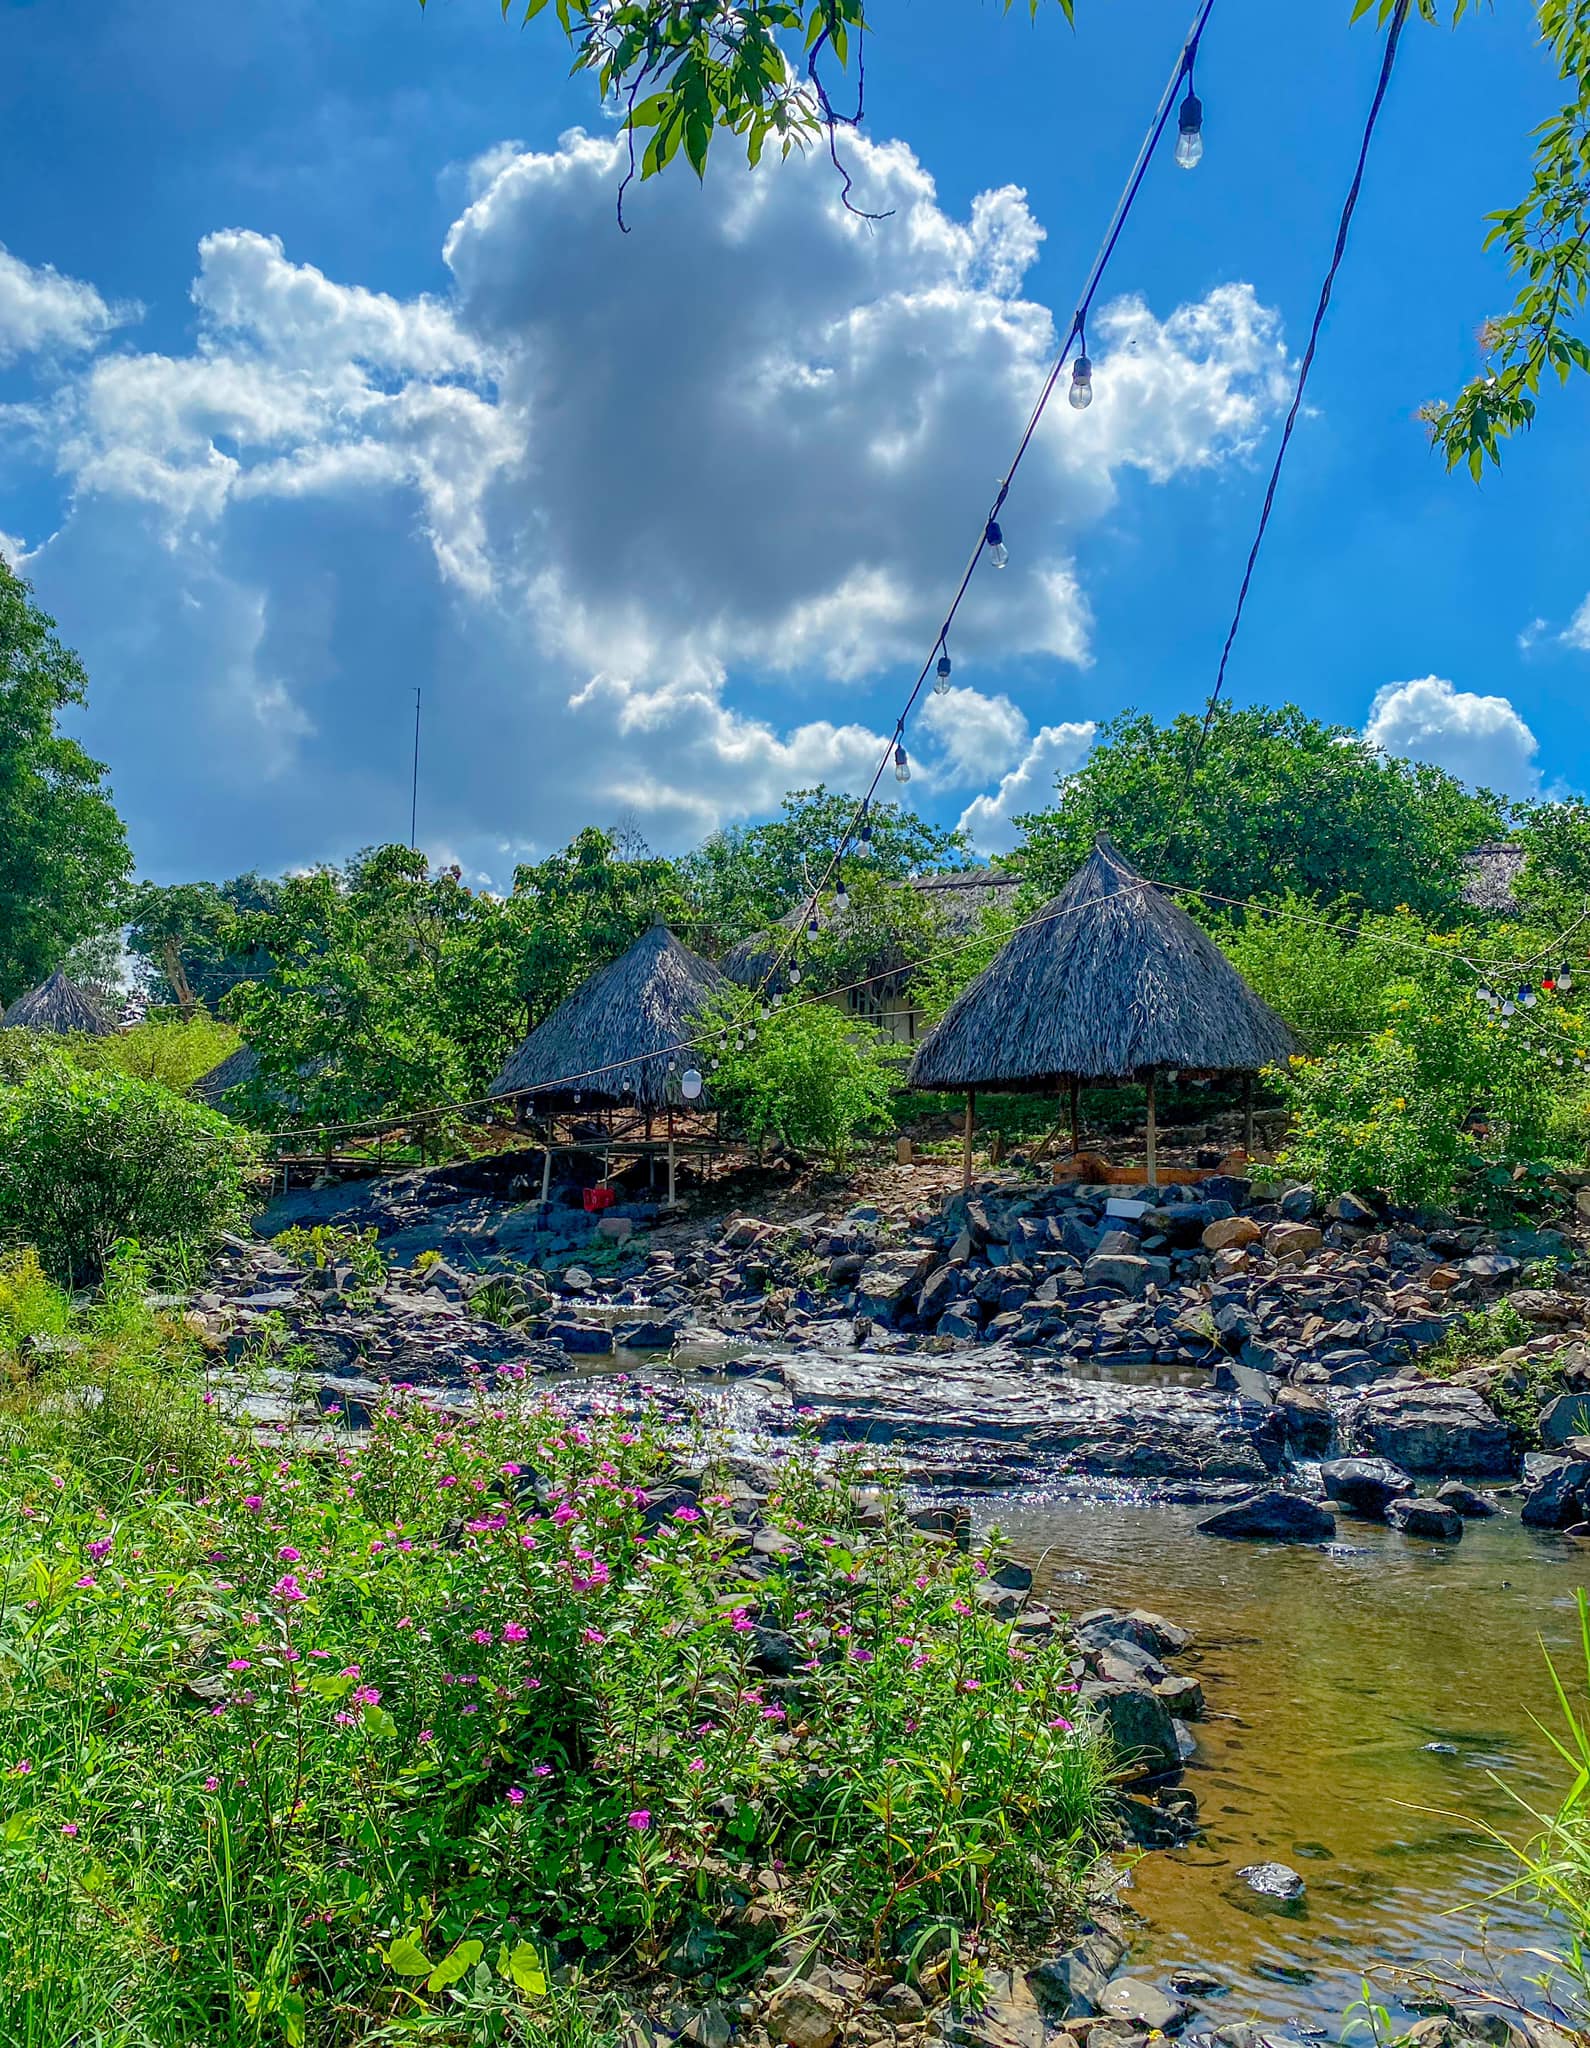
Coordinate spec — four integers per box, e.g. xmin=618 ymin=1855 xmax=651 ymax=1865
xmin=1 ymin=968 xmax=114 ymax=1036
xmin=190 ymin=1043 xmax=260 ymax=1110
xmin=907 ymin=837 xmax=1291 ymax=1091
xmin=489 ymin=922 xmax=728 ymax=1110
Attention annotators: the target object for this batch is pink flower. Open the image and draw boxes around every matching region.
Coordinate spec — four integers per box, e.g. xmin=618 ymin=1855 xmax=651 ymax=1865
xmin=61 ymin=1822 xmax=78 ymax=1837
xmin=417 ymin=1729 xmax=435 ymax=1744
xmin=581 ymin=1628 xmax=605 ymax=1645
xmin=1047 ymin=1716 xmax=1074 ymax=1733
xmin=277 ymin=1546 xmax=301 ymax=1563
xmin=73 ymin=1574 xmax=96 ymax=1590
xmin=271 ymin=1574 xmax=307 ymax=1603
xmin=243 ymin=1496 xmax=264 ymax=1512
xmin=471 ymin=1628 xmax=494 ymax=1646
xmin=204 ymin=1775 xmax=220 ymax=1792
xmin=552 ymin=1503 xmax=577 ymax=1526
xmin=86 ymin=1539 xmax=113 ymax=1562
xmin=729 ymin=1609 xmax=753 ymax=1634
xmin=688 ymin=1756 xmax=705 ymax=1771
xmin=506 ymin=1787 xmax=526 ymax=1805
xmin=227 ymin=1659 xmax=252 ymax=1672
xmin=533 ymin=1762 xmax=553 ymax=1776
xmin=627 ymin=1809 xmax=651 ymax=1831
xmin=503 ymin=1622 xmax=529 ymax=1643
xmin=351 ymin=1686 xmax=381 ymax=1707
xmin=672 ymin=1506 xmax=701 ymax=1523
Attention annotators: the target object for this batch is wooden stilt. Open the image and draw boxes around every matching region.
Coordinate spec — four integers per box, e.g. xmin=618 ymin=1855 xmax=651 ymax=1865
xmin=1242 ymin=1072 xmax=1255 ymax=1157
xmin=1145 ymin=1069 xmax=1158 ymax=1189
xmin=1069 ymin=1075 xmax=1081 ymax=1158
xmin=540 ymin=1141 xmax=552 ymax=1205
xmin=962 ymin=1089 xmax=977 ymax=1191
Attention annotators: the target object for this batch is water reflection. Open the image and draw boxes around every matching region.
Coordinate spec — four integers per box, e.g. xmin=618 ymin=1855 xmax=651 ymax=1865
xmin=982 ymin=1499 xmax=1590 ymax=2031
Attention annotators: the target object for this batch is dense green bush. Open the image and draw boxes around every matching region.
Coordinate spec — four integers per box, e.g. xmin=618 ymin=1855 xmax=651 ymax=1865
xmin=0 ymin=1062 xmax=257 ymax=1281
xmin=707 ymin=994 xmax=896 ymax=1168
xmin=65 ymin=1011 xmax=243 ymax=1094
xmin=1274 ymin=974 xmax=1580 ymax=1207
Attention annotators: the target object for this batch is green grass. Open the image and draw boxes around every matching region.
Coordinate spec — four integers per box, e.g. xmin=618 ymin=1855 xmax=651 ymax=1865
xmin=0 ymin=1269 xmax=1111 ymax=2046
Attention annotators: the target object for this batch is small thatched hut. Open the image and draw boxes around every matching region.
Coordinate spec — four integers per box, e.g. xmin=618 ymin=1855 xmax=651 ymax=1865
xmin=1 ymin=968 xmax=114 ymax=1036
xmin=907 ymin=837 xmax=1291 ymax=1183
xmin=488 ymin=920 xmax=727 ymax=1112
xmin=190 ymin=1043 xmax=261 ymax=1111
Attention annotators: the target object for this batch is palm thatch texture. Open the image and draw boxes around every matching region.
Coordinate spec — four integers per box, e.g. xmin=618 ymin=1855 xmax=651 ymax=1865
xmin=907 ymin=837 xmax=1291 ymax=1091
xmin=190 ymin=1044 xmax=261 ymax=1110
xmin=0 ymin=968 xmax=114 ymax=1037
xmin=488 ymin=921 xmax=728 ymax=1111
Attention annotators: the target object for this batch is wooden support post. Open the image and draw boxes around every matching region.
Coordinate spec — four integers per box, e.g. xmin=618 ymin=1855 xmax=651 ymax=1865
xmin=667 ymin=1110 xmax=677 ymax=1205
xmin=1069 ymin=1075 xmax=1081 ymax=1159
xmin=540 ymin=1142 xmax=552 ymax=1205
xmin=962 ymin=1089 xmax=976 ymax=1191
xmin=1242 ymin=1073 xmax=1255 ymax=1158
xmin=1145 ymin=1069 xmax=1158 ymax=1189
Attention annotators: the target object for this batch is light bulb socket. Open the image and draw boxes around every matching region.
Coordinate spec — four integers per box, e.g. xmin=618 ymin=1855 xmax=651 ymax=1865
xmin=985 ymin=519 xmax=1003 ymax=550
xmin=1178 ymin=90 xmax=1203 ymax=135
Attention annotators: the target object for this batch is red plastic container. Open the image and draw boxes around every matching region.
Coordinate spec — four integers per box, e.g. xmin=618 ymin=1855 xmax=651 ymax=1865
xmin=582 ymin=1186 xmax=617 ymax=1214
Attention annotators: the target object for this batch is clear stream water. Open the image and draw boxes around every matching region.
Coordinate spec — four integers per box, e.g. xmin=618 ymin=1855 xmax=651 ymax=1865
xmin=984 ymin=1498 xmax=1590 ymax=2034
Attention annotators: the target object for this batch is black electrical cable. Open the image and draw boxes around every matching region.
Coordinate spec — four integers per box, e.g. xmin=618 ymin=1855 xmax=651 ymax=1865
xmin=1185 ymin=0 xmax=1411 ymax=789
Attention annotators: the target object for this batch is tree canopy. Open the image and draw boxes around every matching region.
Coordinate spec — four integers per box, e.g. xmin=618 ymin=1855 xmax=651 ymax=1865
xmin=1007 ymin=702 xmax=1508 ymax=920
xmin=0 ymin=562 xmax=131 ymax=1006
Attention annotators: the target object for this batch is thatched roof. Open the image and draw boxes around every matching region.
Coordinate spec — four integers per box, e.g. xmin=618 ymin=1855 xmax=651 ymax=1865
xmin=190 ymin=1043 xmax=260 ymax=1110
xmin=906 ymin=837 xmax=1291 ymax=1091
xmin=489 ymin=921 xmax=728 ymax=1110
xmin=1460 ymin=840 xmax=1526 ymax=914
xmin=722 ymin=868 xmax=1024 ymax=993
xmin=1 ymin=969 xmax=114 ymax=1036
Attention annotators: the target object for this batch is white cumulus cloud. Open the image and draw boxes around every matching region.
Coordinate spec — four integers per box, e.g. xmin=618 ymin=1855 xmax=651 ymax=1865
xmin=1363 ymin=675 xmax=1541 ymax=798
xmin=7 ymin=129 xmax=1290 ymax=878
xmin=0 ymin=244 xmax=131 ymax=365
xmin=1562 ymin=595 xmax=1590 ymax=652
xmin=957 ymin=720 xmax=1098 ymax=853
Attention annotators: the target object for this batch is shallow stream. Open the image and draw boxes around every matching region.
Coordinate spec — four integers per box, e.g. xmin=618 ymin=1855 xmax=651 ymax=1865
xmin=985 ymin=1499 xmax=1590 ymax=2034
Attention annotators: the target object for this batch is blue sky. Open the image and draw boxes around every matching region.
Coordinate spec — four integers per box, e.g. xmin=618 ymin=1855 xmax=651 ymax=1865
xmin=2 ymin=0 xmax=1585 ymax=885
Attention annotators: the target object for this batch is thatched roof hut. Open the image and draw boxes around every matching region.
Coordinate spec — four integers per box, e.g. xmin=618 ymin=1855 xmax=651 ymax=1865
xmin=488 ymin=921 xmax=727 ymax=1111
xmin=1 ymin=968 xmax=114 ymax=1036
xmin=190 ymin=1043 xmax=260 ymax=1111
xmin=908 ymin=837 xmax=1291 ymax=1092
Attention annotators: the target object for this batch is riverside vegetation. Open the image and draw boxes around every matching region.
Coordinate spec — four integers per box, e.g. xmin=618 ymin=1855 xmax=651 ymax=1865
xmin=0 ymin=1253 xmax=1114 ymax=2046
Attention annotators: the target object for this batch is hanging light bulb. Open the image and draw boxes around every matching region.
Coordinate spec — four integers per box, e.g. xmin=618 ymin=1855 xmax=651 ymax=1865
xmin=984 ymin=519 xmax=1008 ymax=569
xmin=858 ymin=802 xmax=872 ymax=853
xmin=1068 ymin=353 xmax=1093 ymax=410
xmin=1175 ymin=87 xmax=1204 ymax=169
xmin=668 ymin=1056 xmax=679 ymax=1073
xmin=680 ymin=1068 xmax=703 ymax=1100
xmin=934 ymin=649 xmax=952 ymax=694
xmin=1502 ymin=998 xmax=1516 ymax=1017
xmin=807 ymin=909 xmax=820 ymax=938
xmin=894 ymin=741 xmax=911 ymax=782
xmin=759 ymin=1003 xmax=770 ymax=1019
xmin=788 ymin=964 xmax=801 ymax=985
xmin=834 ymin=872 xmax=849 ymax=911
xmin=1520 ymin=982 xmax=1537 ymax=1009
xmin=1562 ymin=963 xmax=1575 ymax=991
xmin=572 ymin=1091 xmax=582 ymax=1103
xmin=1544 ymin=974 xmax=1558 ymax=993
xmin=1477 ymin=986 xmax=1496 ymax=1007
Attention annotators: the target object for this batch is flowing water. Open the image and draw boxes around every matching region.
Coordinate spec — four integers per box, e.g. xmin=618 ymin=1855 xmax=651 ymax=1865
xmin=984 ymin=1498 xmax=1590 ymax=2033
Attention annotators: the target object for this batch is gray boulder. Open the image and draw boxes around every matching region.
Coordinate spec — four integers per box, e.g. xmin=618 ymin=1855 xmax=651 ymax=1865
xmin=855 ymin=1250 xmax=937 ymax=1320
xmin=1097 ymin=1980 xmax=1187 ymax=2034
xmin=1386 ymin=1496 xmax=1464 ymax=1541
xmin=1198 ymin=1491 xmax=1336 ymax=1543
xmin=1540 ymin=1391 xmax=1590 ymax=1448
xmin=1236 ymin=1862 xmax=1305 ymax=1901
xmin=1084 ymin=1253 xmax=1172 ymax=1299
xmin=1351 ymin=1382 xmax=1514 ymax=1476
xmin=546 ymin=1319 xmax=615 ymax=1355
xmin=1320 ymin=1455 xmax=1414 ymax=1516
xmin=1521 ymin=1456 xmax=1590 ymax=1528
xmin=1079 ymin=1680 xmax=1182 ymax=1779
xmin=1435 ymin=1479 xmax=1501 ymax=1518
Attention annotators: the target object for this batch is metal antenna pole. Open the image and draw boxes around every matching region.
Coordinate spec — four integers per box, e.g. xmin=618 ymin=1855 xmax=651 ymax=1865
xmin=410 ymin=688 xmax=421 ymax=850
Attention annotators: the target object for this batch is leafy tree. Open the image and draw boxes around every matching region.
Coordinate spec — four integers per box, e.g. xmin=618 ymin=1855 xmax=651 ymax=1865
xmin=0 ymin=561 xmax=131 ymax=1004
xmin=1509 ymin=801 xmax=1590 ymax=929
xmin=124 ymin=872 xmax=281 ymax=1012
xmin=70 ymin=1015 xmax=244 ymax=1095
xmin=704 ymin=987 xmax=895 ymax=1168
xmin=0 ymin=1056 xmax=258 ymax=1283
xmin=1009 ymin=704 xmax=1508 ymax=920
xmin=910 ymin=900 xmax=1026 ymax=1028
xmin=228 ymin=847 xmax=511 ymax=1131
xmin=507 ymin=827 xmax=690 ymax=1029
xmin=1210 ymin=895 xmax=1433 ymax=1055
xmin=679 ymin=788 xmax=968 ymax=942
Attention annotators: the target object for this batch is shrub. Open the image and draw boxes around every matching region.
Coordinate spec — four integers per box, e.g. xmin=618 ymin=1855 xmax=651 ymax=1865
xmin=0 ymin=1062 xmax=258 ymax=1282
xmin=1274 ymin=974 xmax=1581 ymax=1207
xmin=0 ymin=1363 xmax=1110 ymax=2043
xmin=707 ymin=995 xmax=896 ymax=1169
xmin=68 ymin=1012 xmax=242 ymax=1094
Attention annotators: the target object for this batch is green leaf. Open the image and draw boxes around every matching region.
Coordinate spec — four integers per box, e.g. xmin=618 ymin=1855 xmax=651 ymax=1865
xmin=427 ymin=1939 xmax=484 ymax=1992
xmin=507 ymin=1939 xmax=549 ymax=1995
xmin=362 ymin=1701 xmax=399 ymax=1739
xmin=386 ymin=1933 xmax=435 ymax=1977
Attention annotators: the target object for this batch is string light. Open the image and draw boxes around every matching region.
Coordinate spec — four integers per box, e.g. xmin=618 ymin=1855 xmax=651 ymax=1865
xmin=894 ymin=741 xmax=911 ymax=783
xmin=1175 ymin=83 xmax=1204 ymax=168
xmin=681 ymin=1068 xmax=703 ymax=1099
xmin=1521 ymin=982 xmax=1538 ymax=1009
xmin=934 ymin=647 xmax=953 ymax=694
xmin=984 ymin=520 xmax=1008 ymax=570
xmin=1563 ymin=963 xmax=1576 ymax=991
xmin=1068 ymin=351 xmax=1094 ymax=411
xmin=834 ymin=872 xmax=849 ymax=911
xmin=859 ymin=807 xmax=873 ymax=852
